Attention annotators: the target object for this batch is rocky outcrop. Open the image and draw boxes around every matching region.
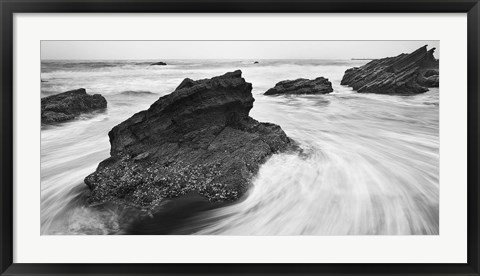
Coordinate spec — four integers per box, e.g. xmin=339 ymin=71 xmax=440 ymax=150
xmin=84 ymin=70 xmax=292 ymax=209
xmin=151 ymin=62 xmax=167 ymax=66
xmin=341 ymin=45 xmax=439 ymax=94
xmin=41 ymin=88 xmax=107 ymax=124
xmin=264 ymin=77 xmax=333 ymax=95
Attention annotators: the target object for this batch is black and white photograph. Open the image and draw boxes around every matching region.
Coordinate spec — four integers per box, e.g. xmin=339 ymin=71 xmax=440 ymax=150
xmin=40 ymin=40 xmax=440 ymax=235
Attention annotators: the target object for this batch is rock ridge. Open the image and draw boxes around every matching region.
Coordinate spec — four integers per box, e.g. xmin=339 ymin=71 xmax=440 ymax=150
xmin=341 ymin=45 xmax=439 ymax=94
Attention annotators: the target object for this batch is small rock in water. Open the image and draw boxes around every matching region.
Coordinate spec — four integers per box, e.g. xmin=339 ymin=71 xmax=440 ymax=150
xmin=41 ymin=88 xmax=107 ymax=124
xmin=264 ymin=77 xmax=333 ymax=95
xmin=150 ymin=62 xmax=167 ymax=66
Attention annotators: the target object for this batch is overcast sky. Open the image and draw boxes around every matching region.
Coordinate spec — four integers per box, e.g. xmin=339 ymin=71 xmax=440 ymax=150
xmin=41 ymin=41 xmax=439 ymax=60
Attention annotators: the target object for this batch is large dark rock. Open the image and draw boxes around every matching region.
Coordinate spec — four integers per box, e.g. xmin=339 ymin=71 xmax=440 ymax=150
xmin=84 ymin=70 xmax=292 ymax=209
xmin=264 ymin=77 xmax=333 ymax=95
xmin=151 ymin=62 xmax=167 ymax=66
xmin=41 ymin=88 xmax=107 ymax=124
xmin=341 ymin=45 xmax=439 ymax=94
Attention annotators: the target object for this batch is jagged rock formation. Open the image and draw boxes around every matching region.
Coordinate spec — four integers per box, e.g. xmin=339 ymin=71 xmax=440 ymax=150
xmin=84 ymin=70 xmax=292 ymax=209
xmin=41 ymin=88 xmax=107 ymax=124
xmin=341 ymin=45 xmax=439 ymax=94
xmin=264 ymin=77 xmax=333 ymax=95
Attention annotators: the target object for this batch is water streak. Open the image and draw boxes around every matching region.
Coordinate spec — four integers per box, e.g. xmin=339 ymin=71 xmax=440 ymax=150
xmin=41 ymin=59 xmax=439 ymax=235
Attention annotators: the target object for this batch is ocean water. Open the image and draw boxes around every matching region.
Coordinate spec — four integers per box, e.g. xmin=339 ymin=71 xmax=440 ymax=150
xmin=40 ymin=59 xmax=439 ymax=235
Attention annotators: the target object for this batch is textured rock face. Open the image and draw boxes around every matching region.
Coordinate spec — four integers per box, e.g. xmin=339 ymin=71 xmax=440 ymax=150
xmin=264 ymin=77 xmax=333 ymax=95
xmin=84 ymin=70 xmax=292 ymax=209
xmin=341 ymin=45 xmax=439 ymax=94
xmin=41 ymin=88 xmax=107 ymax=124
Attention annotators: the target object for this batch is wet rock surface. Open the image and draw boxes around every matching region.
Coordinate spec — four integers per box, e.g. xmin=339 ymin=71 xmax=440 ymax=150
xmin=41 ymin=88 xmax=107 ymax=124
xmin=84 ymin=70 xmax=292 ymax=209
xmin=341 ymin=45 xmax=439 ymax=94
xmin=125 ymin=192 xmax=229 ymax=234
xmin=264 ymin=77 xmax=333 ymax=95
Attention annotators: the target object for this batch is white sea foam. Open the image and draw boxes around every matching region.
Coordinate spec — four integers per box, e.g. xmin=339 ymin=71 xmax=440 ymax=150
xmin=40 ymin=59 xmax=439 ymax=235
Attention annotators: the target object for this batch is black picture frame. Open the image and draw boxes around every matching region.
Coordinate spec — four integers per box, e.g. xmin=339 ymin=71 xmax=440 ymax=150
xmin=1 ymin=0 xmax=479 ymax=275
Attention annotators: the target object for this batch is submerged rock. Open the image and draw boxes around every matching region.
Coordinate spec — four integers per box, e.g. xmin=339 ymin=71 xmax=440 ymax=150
xmin=264 ymin=77 xmax=333 ymax=95
xmin=41 ymin=88 xmax=107 ymax=124
xmin=253 ymin=61 xmax=259 ymax=64
xmin=341 ymin=45 xmax=439 ymax=94
xmin=150 ymin=62 xmax=167 ymax=66
xmin=84 ymin=70 xmax=292 ymax=209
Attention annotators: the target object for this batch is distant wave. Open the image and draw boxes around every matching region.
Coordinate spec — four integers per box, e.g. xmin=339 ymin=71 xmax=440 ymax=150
xmin=41 ymin=90 xmax=58 ymax=97
xmin=118 ymin=90 xmax=156 ymax=96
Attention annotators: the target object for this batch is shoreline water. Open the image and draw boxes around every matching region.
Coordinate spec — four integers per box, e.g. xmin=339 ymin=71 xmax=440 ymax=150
xmin=41 ymin=59 xmax=439 ymax=235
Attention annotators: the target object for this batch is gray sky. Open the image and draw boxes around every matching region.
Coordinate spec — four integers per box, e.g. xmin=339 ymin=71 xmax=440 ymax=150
xmin=41 ymin=41 xmax=439 ymax=60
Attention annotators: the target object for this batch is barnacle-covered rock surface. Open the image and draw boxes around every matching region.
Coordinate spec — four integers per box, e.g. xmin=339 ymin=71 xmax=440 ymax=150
xmin=84 ymin=70 xmax=292 ymax=209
